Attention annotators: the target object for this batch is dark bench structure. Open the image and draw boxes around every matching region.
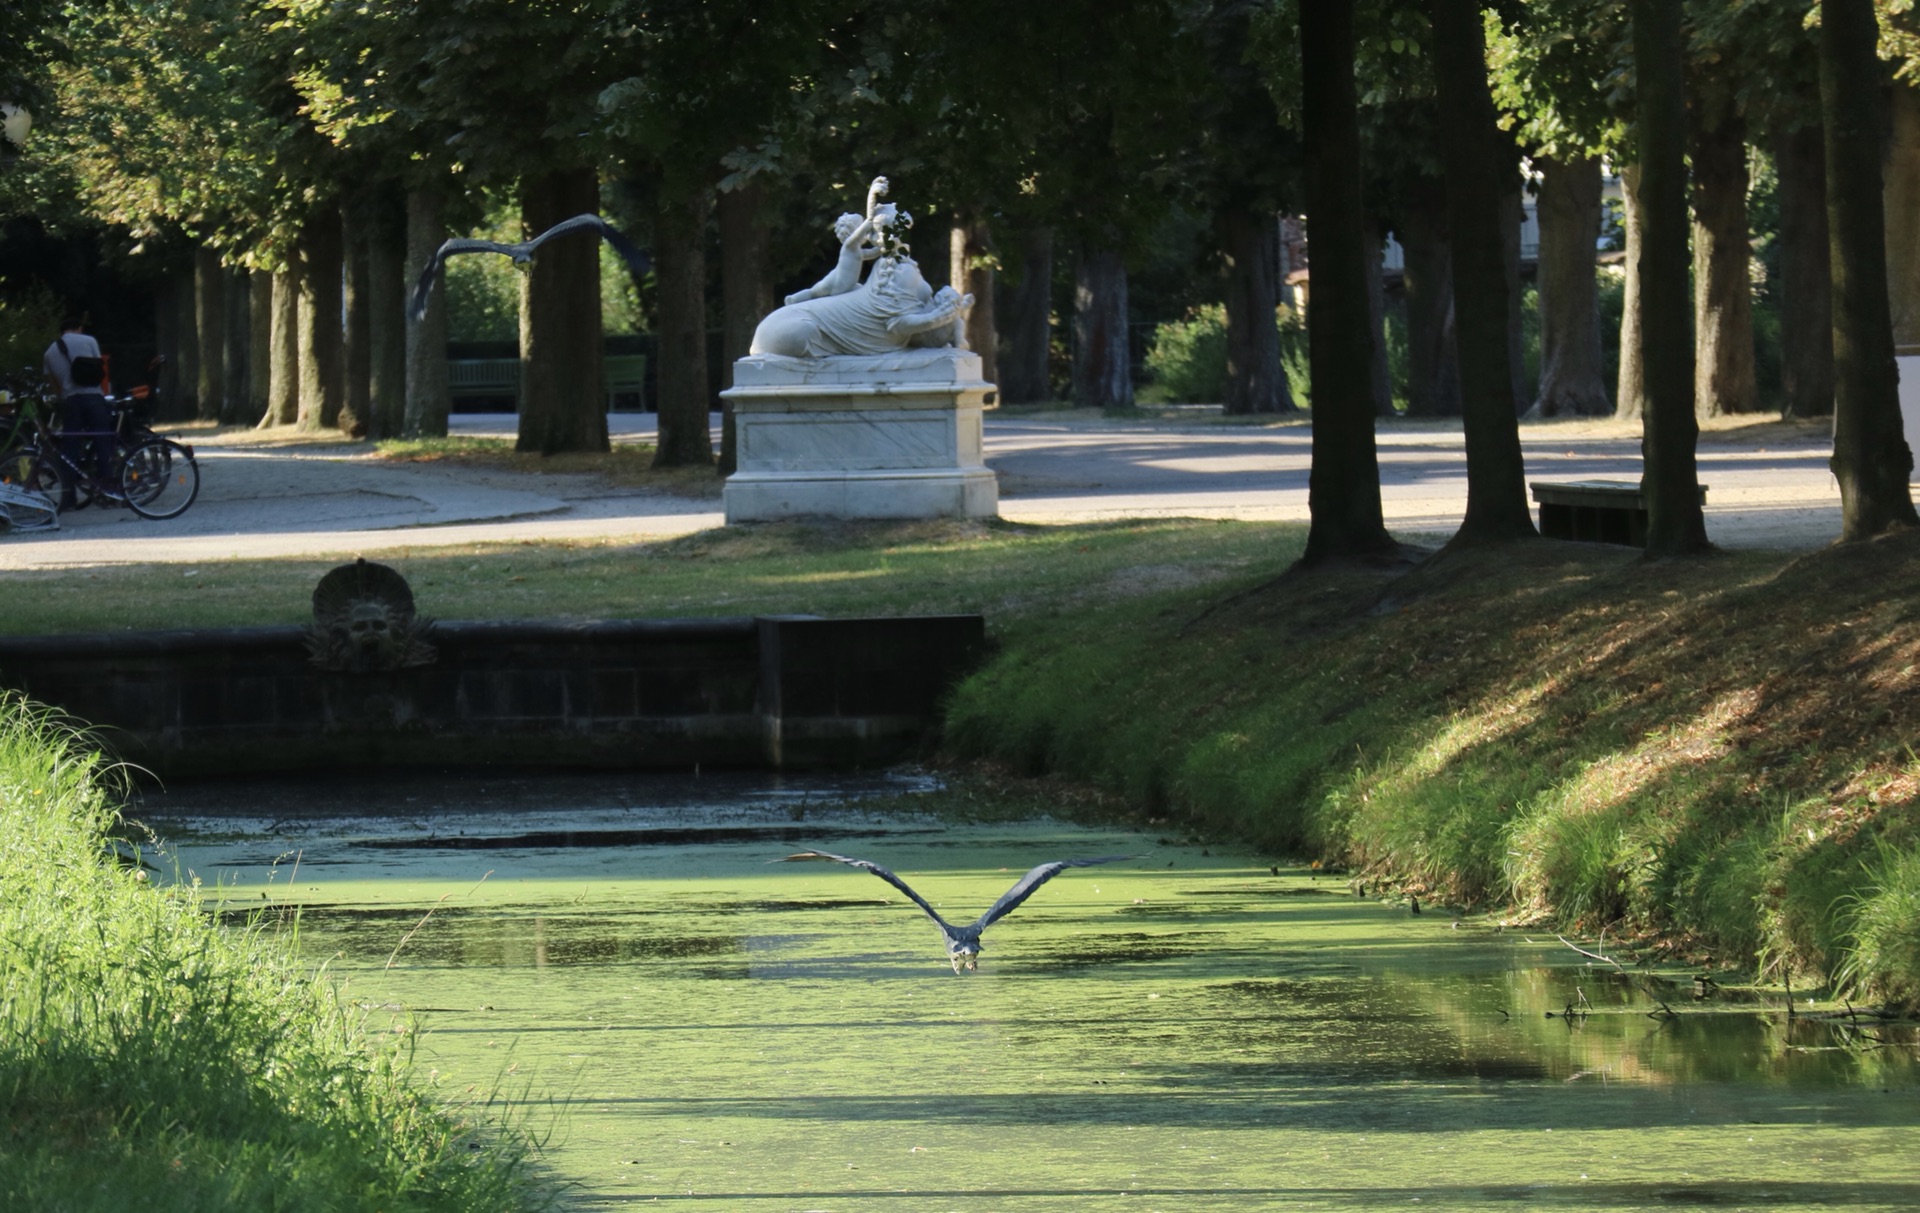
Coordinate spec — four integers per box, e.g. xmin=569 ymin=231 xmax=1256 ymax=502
xmin=1530 ymin=479 xmax=1707 ymax=547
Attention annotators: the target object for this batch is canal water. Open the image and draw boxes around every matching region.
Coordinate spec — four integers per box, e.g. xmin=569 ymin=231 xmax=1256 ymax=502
xmin=138 ymin=772 xmax=1920 ymax=1211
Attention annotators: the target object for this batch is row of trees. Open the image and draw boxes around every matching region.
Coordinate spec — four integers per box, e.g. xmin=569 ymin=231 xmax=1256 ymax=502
xmin=3 ymin=0 xmax=1917 ymax=549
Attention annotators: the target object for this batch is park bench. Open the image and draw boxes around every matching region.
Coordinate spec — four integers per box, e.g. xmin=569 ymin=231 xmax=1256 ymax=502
xmin=445 ymin=354 xmax=649 ymax=411
xmin=1530 ymin=479 xmax=1707 ymax=547
xmin=447 ymin=357 xmax=519 ymax=407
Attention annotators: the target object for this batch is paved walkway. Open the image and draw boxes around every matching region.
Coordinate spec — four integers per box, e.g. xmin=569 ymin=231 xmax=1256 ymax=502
xmin=0 ymin=410 xmax=1844 ymax=569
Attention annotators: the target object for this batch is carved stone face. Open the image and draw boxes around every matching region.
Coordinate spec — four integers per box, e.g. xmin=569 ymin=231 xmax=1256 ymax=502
xmin=833 ymin=212 xmax=863 ymax=241
xmin=346 ymin=601 xmax=395 ymax=651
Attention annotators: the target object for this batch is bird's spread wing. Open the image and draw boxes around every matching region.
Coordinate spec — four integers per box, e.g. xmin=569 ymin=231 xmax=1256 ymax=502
xmin=970 ymin=855 xmax=1134 ymax=933
xmin=524 ymin=213 xmax=651 ymax=277
xmin=780 ymin=849 xmax=954 ymax=932
xmin=407 ymin=239 xmax=524 ymax=322
xmin=409 ymin=219 xmax=650 ymax=322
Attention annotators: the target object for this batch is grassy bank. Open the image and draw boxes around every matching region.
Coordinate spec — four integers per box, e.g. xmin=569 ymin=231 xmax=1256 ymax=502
xmin=0 ymin=696 xmax=548 ymax=1211
xmin=945 ymin=530 xmax=1920 ymax=1008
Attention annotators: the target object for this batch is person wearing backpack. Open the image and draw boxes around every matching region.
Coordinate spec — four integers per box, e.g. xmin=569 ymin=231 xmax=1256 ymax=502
xmin=41 ymin=316 xmax=115 ymax=509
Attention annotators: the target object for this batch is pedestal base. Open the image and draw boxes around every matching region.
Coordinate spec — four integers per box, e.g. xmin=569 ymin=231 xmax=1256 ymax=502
xmin=724 ymin=467 xmax=1000 ymax=521
xmin=721 ymin=349 xmax=1000 ymax=523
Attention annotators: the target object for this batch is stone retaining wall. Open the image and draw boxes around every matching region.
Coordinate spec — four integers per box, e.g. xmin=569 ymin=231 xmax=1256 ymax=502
xmin=0 ymin=615 xmax=985 ymax=777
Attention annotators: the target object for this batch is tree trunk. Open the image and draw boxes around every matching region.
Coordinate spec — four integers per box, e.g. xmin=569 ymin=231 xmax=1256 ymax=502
xmin=296 ymin=202 xmax=345 ymax=432
xmin=367 ymin=195 xmax=407 ymax=441
xmin=517 ymin=167 xmax=608 ymax=455
xmin=193 ymin=247 xmax=225 ymax=422
xmin=1632 ymin=0 xmax=1711 ymax=554
xmin=719 ymin=180 xmax=772 ymax=474
xmin=1691 ymin=97 xmax=1758 ymax=416
xmin=1616 ymin=161 xmax=1648 ymax=421
xmin=263 ymin=269 xmax=298 ymax=427
xmin=1532 ymin=155 xmax=1610 ymax=416
xmin=950 ymin=217 xmax=998 ymax=383
xmin=171 ymin=271 xmax=198 ymax=419
xmin=1884 ymin=83 xmax=1920 ymax=354
xmin=404 ymin=188 xmax=451 ymax=437
xmin=248 ymin=268 xmax=272 ymax=423
xmin=155 ymin=277 xmax=185 ymax=419
xmin=1219 ymin=205 xmax=1292 ymax=414
xmin=1397 ymin=196 xmax=1462 ymax=417
xmin=1299 ymin=0 xmax=1395 ymax=562
xmin=999 ymin=226 xmax=1055 ymax=404
xmin=1822 ymin=0 xmax=1919 ymax=538
xmin=652 ymin=185 xmax=713 ymax=467
xmin=1774 ymin=121 xmax=1834 ymax=418
xmin=341 ymin=205 xmax=371 ymax=438
xmin=1499 ymin=177 xmax=1527 ymax=412
xmin=1364 ymin=213 xmax=1395 ymax=417
xmin=221 ymin=267 xmax=249 ymax=425
xmin=1432 ymin=0 xmax=1535 ymax=542
xmin=1073 ymin=246 xmax=1132 ymax=410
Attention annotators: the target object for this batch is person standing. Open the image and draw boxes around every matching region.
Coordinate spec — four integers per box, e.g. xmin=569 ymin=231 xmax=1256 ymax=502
xmin=42 ymin=316 xmax=115 ymax=508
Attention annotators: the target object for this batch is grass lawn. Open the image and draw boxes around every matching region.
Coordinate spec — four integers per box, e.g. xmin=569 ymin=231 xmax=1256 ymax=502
xmin=0 ymin=516 xmax=1294 ymax=636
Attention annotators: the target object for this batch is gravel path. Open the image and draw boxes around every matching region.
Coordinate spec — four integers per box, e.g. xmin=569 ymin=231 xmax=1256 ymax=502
xmin=0 ymin=410 xmax=1846 ymax=568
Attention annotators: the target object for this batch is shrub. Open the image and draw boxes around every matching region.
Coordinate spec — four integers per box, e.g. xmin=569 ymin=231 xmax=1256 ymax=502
xmin=1142 ymin=303 xmax=1314 ymax=409
xmin=1142 ymin=303 xmax=1228 ymax=404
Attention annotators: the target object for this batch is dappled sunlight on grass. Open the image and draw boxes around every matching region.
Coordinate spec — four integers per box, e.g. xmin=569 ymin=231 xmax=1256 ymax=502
xmin=948 ymin=531 xmax=1920 ymax=1007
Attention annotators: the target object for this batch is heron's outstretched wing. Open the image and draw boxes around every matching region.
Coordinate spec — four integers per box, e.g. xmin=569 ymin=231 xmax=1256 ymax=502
xmin=780 ymin=849 xmax=955 ymax=932
xmin=407 ymin=238 xmax=527 ymax=321
xmin=969 ymin=856 xmax=1134 ymax=933
xmin=523 ymin=213 xmax=652 ymax=278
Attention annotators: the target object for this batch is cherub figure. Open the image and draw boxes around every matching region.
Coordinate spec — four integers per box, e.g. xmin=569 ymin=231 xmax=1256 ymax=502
xmin=782 ymin=176 xmax=893 ymax=305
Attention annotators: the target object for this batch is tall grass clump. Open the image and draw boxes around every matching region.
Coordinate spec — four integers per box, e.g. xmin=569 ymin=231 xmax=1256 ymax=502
xmin=1835 ymin=842 xmax=1920 ymax=1011
xmin=0 ymin=695 xmax=548 ymax=1212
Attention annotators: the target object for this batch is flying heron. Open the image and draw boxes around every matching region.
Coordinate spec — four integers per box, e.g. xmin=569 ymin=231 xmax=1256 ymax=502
xmin=781 ymin=849 xmax=1132 ymax=972
xmin=408 ymin=213 xmax=650 ymax=322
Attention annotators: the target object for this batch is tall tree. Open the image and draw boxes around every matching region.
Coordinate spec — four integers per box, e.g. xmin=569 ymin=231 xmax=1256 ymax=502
xmin=1688 ymin=75 xmax=1758 ymax=416
xmin=1431 ymin=0 xmax=1535 ymax=542
xmin=1632 ymin=0 xmax=1712 ymax=554
xmin=1488 ymin=0 xmax=1624 ymax=418
xmin=294 ymin=201 xmax=344 ymax=431
xmin=1299 ymin=0 xmax=1396 ymax=563
xmin=998 ymin=229 xmax=1056 ymax=403
xmin=1615 ymin=162 xmax=1647 ymax=421
xmin=519 ymin=167 xmax=609 ymax=455
xmin=1822 ymin=0 xmax=1919 ymax=538
xmin=1775 ymin=116 xmax=1835 ymax=418
xmin=193 ymin=247 xmax=227 ymax=421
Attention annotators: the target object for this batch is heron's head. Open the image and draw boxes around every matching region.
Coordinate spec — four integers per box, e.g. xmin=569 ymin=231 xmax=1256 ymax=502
xmin=947 ymin=940 xmax=980 ymax=974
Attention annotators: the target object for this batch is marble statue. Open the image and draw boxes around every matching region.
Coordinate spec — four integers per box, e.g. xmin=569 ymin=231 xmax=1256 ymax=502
xmin=783 ymin=176 xmax=892 ymax=305
xmin=750 ymin=178 xmax=974 ymax=358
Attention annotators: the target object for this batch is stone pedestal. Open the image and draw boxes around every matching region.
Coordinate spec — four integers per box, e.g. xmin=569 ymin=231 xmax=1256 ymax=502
xmin=721 ymin=348 xmax=999 ymax=522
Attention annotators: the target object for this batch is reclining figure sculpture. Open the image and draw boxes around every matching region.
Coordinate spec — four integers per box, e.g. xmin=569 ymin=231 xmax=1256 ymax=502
xmin=749 ymin=176 xmax=974 ymax=358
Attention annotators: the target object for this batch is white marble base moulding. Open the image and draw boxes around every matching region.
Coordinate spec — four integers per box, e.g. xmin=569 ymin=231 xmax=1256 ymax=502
xmin=721 ymin=349 xmax=1000 ymax=522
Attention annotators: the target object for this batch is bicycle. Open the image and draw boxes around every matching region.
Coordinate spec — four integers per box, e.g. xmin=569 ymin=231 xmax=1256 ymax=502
xmin=2 ymin=362 xmax=199 ymax=521
xmin=1 ymin=408 xmax=198 ymax=524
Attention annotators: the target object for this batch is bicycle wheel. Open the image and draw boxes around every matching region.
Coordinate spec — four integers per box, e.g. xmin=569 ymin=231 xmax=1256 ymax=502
xmin=0 ymin=444 xmax=71 ymax=509
xmin=119 ymin=438 xmax=199 ymax=519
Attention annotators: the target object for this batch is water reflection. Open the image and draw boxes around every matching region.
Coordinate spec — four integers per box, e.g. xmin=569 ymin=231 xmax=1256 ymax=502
xmin=141 ymin=773 xmax=1920 ymax=1211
